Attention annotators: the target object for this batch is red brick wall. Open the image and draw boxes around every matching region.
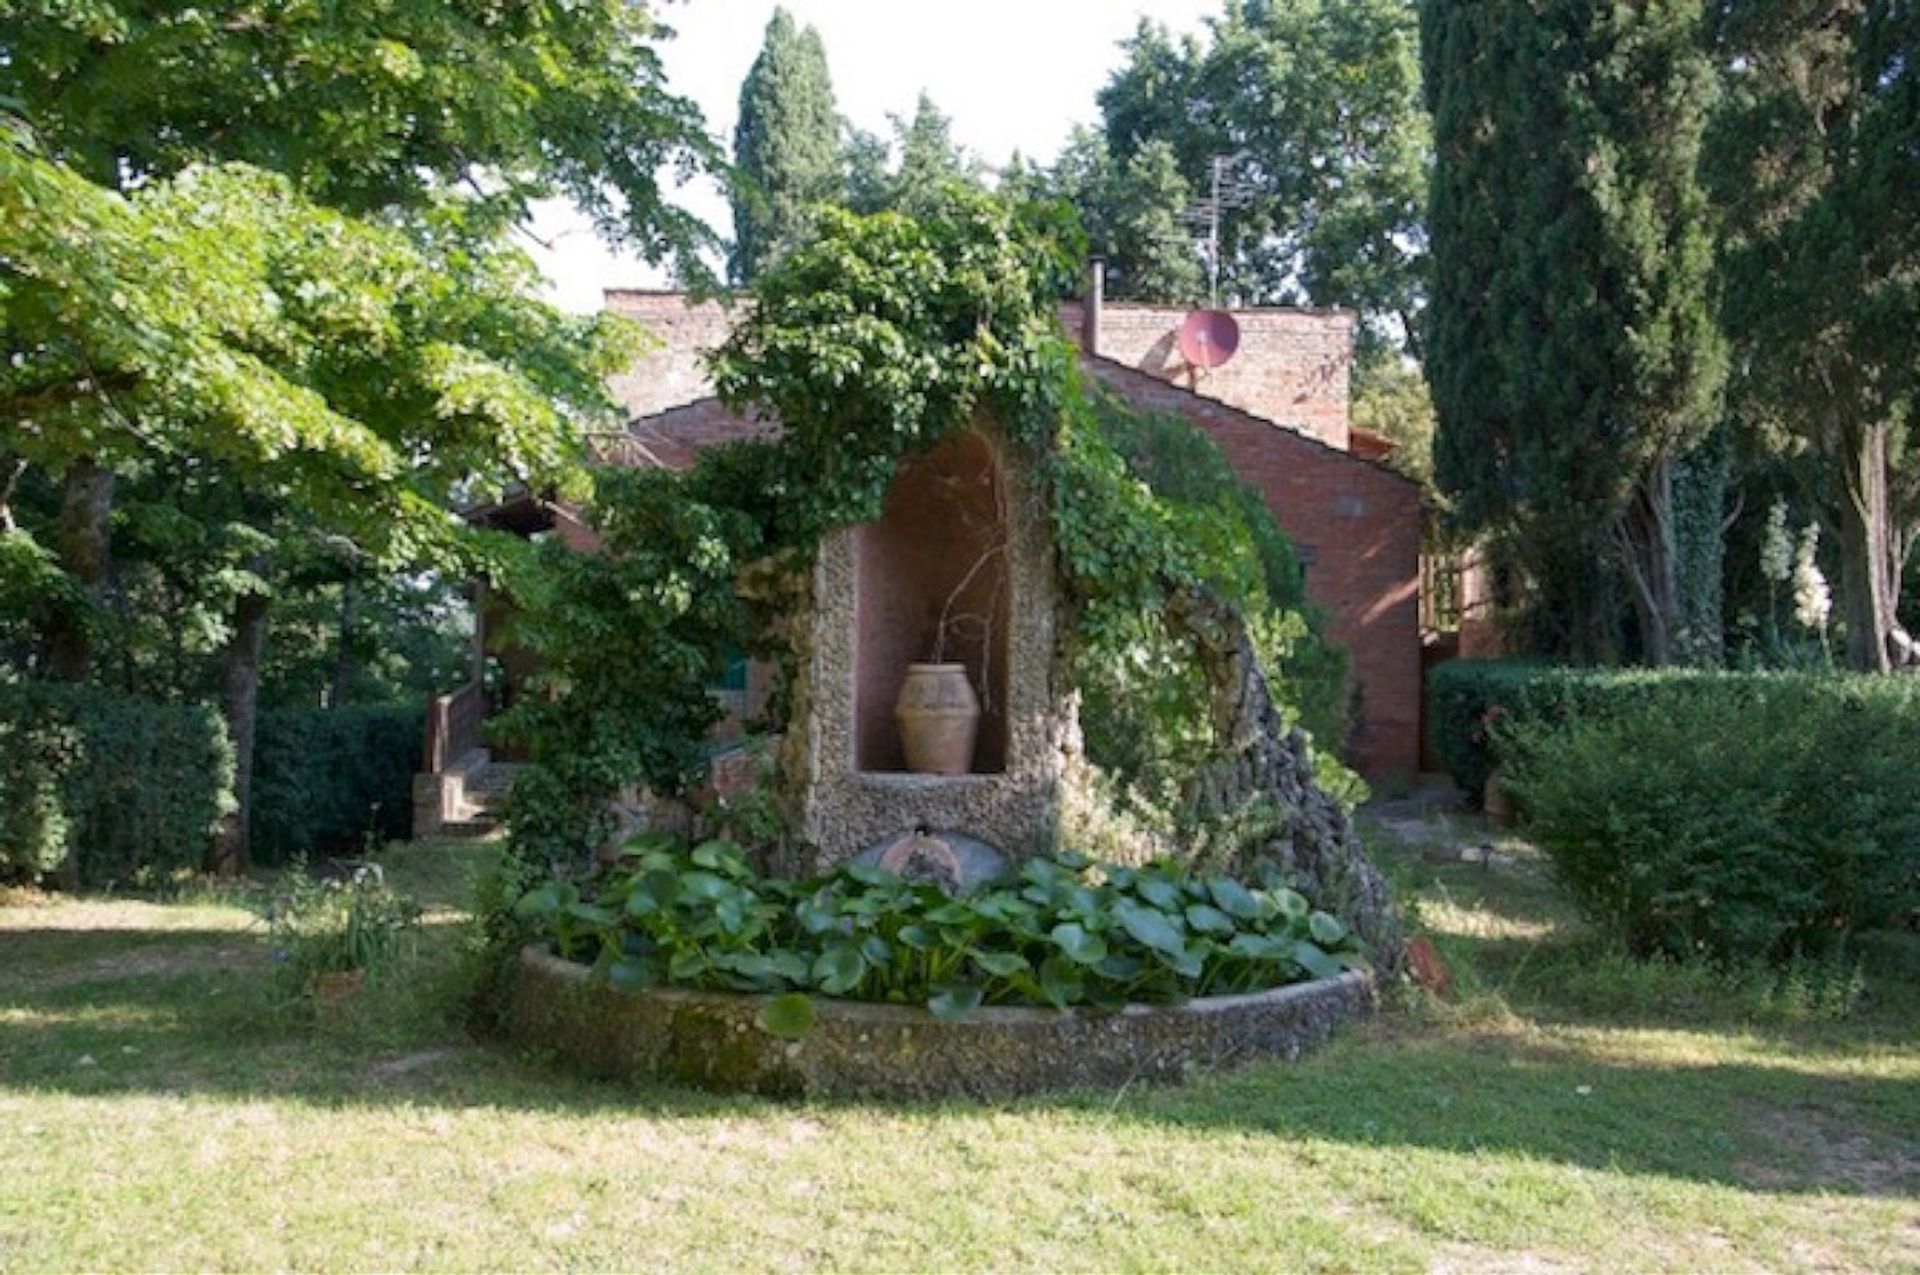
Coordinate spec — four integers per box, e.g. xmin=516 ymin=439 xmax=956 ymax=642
xmin=1061 ymin=302 xmax=1356 ymax=450
xmin=1084 ymin=358 xmax=1422 ymax=780
xmin=601 ymin=291 xmax=1420 ymax=779
xmin=604 ymin=291 xmax=734 ymax=419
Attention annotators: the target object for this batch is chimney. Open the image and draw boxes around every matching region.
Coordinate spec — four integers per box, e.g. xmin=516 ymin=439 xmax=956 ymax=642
xmin=1082 ymin=257 xmax=1105 ymax=354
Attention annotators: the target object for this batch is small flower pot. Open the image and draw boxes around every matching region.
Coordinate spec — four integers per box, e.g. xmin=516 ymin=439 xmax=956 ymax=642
xmin=311 ymin=968 xmax=366 ymax=1010
xmin=895 ymin=662 xmax=980 ymax=775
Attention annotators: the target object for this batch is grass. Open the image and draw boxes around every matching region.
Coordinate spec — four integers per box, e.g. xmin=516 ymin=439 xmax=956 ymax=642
xmin=2 ymin=826 xmax=1917 ymax=1273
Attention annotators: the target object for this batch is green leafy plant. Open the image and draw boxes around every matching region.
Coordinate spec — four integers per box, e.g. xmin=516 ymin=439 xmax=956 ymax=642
xmin=512 ymin=835 xmax=1366 ymax=1023
xmin=1502 ymin=684 xmax=1920 ymax=963
xmin=250 ymin=705 xmax=422 ymax=864
xmin=0 ymin=681 xmax=233 ymax=886
xmin=263 ymin=861 xmax=422 ymax=1002
xmin=489 ymin=188 xmax=1389 ymax=961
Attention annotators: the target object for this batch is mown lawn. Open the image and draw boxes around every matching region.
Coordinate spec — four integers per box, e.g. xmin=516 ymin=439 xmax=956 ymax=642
xmin=1 ymin=820 xmax=1915 ymax=1273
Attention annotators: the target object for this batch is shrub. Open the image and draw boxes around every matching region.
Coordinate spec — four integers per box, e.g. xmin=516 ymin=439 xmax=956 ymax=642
xmin=0 ymin=681 xmax=233 ymax=886
xmin=1503 ymin=681 xmax=1920 ymax=962
xmin=1424 ymin=660 xmax=1920 ymax=795
xmin=513 ymin=836 xmax=1366 ymax=1020
xmin=250 ymin=704 xmax=422 ymax=863
xmin=262 ymin=861 xmax=421 ymax=1002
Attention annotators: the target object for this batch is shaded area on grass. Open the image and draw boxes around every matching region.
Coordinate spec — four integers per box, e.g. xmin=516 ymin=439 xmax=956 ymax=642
xmin=1 ymin=854 xmax=1915 ymax=1202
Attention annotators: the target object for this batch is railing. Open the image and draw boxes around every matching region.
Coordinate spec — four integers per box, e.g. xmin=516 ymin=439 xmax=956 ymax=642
xmin=1420 ymin=551 xmax=1464 ymax=635
xmin=583 ymin=431 xmax=666 ymax=469
xmin=423 ymin=679 xmax=486 ymax=774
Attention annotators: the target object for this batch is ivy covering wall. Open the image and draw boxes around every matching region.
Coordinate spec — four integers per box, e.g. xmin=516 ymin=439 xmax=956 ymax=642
xmin=488 ymin=188 xmax=1388 ymax=948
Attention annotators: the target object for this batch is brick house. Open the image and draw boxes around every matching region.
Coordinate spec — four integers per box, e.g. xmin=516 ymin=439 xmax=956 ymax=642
xmin=414 ymin=273 xmax=1422 ymax=834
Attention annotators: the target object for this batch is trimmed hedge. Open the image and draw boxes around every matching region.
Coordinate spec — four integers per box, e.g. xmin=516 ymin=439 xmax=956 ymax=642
xmin=0 ymin=682 xmax=234 ymax=886
xmin=1502 ymin=681 xmax=1920 ymax=961
xmin=1426 ymin=660 xmax=1840 ymax=795
xmin=1428 ymin=661 xmax=1920 ymax=961
xmin=250 ymin=704 xmax=423 ymax=863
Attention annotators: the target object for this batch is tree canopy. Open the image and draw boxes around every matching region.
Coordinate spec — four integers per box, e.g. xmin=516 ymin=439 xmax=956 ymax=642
xmin=1422 ymin=0 xmax=1726 ymax=663
xmin=1095 ymin=0 xmax=1429 ymax=358
xmin=728 ymin=7 xmax=842 ymax=284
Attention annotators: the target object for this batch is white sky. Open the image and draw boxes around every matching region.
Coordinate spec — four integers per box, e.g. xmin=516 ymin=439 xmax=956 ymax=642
xmin=526 ymin=0 xmax=1220 ymax=311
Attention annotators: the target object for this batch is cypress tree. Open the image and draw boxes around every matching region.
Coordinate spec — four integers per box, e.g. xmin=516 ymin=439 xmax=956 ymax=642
xmin=1709 ymin=0 xmax=1920 ymax=671
xmin=1421 ymin=0 xmax=1726 ymax=664
xmin=729 ymin=8 xmax=841 ymax=285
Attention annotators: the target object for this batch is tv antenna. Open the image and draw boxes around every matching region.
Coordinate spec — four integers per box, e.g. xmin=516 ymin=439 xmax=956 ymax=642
xmin=1179 ymin=152 xmax=1257 ymax=307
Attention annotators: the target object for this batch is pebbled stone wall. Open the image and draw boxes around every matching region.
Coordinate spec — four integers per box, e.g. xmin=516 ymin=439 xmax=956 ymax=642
xmin=509 ymin=944 xmax=1375 ymax=1101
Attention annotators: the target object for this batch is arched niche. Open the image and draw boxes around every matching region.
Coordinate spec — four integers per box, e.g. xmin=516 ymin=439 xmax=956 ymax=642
xmin=854 ymin=431 xmax=1011 ymax=773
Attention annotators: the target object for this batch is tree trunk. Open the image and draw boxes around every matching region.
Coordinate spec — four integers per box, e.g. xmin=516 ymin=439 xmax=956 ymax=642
xmin=1838 ymin=420 xmax=1898 ymax=673
xmin=1619 ymin=456 xmax=1679 ymax=666
xmin=329 ymin=575 xmax=358 ymax=709
xmin=1671 ymin=437 xmax=1728 ymax=667
xmin=46 ymin=459 xmax=115 ymax=682
xmin=210 ymin=576 xmax=270 ymax=876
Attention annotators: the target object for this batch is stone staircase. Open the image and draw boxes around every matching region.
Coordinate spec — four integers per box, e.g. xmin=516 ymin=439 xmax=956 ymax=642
xmin=412 ymin=749 xmax=525 ymax=838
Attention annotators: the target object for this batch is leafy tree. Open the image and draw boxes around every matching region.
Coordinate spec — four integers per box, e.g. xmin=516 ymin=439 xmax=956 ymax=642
xmin=728 ymin=8 xmax=843 ymax=285
xmin=1708 ymin=0 xmax=1920 ymax=671
xmin=1421 ymin=0 xmax=1727 ymax=664
xmin=1 ymin=124 xmax=641 ymax=868
xmin=2 ymin=0 xmax=713 ymax=867
xmin=1350 ymin=359 xmax=1437 ymax=492
xmin=843 ymin=94 xmax=981 ymax=216
xmin=0 ymin=0 xmax=714 ymax=254
xmin=1015 ymin=128 xmax=1205 ymax=305
xmin=1097 ymin=0 xmax=1429 ymax=358
xmin=1 ymin=0 xmax=714 ymax=680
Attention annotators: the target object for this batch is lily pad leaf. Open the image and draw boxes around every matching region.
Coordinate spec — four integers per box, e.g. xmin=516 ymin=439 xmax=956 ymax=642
xmin=970 ymin=949 xmax=1030 ymax=978
xmin=896 ymin=924 xmax=937 ymax=950
xmin=1135 ymin=875 xmax=1183 ymax=911
xmin=1049 ymin=921 xmax=1109 ymax=966
xmin=512 ymin=881 xmax=573 ymax=921
xmin=811 ymin=945 xmax=866 ymax=996
xmin=606 ymin=957 xmax=658 ymax=991
xmin=1308 ymin=911 xmax=1348 ymax=947
xmin=928 ymin=983 xmax=984 ymax=1020
xmin=1184 ymin=903 xmax=1236 ymax=935
xmin=1293 ymin=940 xmax=1344 ymax=981
xmin=1115 ymin=900 xmax=1186 ymax=955
xmin=1207 ymin=876 xmax=1262 ymax=920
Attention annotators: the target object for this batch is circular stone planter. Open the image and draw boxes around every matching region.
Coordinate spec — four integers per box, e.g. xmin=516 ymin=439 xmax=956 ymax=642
xmin=507 ymin=944 xmax=1374 ymax=1100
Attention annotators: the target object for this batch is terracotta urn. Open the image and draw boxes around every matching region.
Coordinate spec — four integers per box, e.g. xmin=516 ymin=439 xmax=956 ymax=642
xmin=895 ymin=663 xmax=980 ymax=775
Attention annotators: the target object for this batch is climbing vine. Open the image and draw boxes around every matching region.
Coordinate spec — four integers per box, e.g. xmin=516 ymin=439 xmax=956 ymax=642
xmin=494 ymin=186 xmax=1357 ymax=893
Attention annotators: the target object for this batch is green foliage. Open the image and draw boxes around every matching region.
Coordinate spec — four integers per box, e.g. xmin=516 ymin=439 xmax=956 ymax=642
xmin=0 ymin=681 xmax=233 ymax=885
xmin=1012 ymin=128 xmax=1204 ymax=304
xmin=513 ymin=837 xmax=1364 ymax=1019
xmin=1350 ymin=356 xmax=1437 ymax=492
xmin=262 ymin=862 xmax=422 ymax=1002
xmin=501 ymin=189 xmax=1376 ymax=950
xmin=0 ymin=0 xmax=716 ymax=263
xmin=493 ymin=465 xmax=757 ymax=871
xmin=1422 ymin=0 xmax=1728 ymax=663
xmin=1 ymin=135 xmax=638 ymax=567
xmin=1098 ymin=0 xmax=1429 ymax=353
xmin=1708 ymin=0 xmax=1920 ymax=671
xmin=1502 ymin=681 xmax=1920 ymax=963
xmin=1074 ymin=395 xmax=1354 ymax=808
xmin=249 ymin=705 xmax=424 ymax=865
xmin=728 ymin=8 xmax=843 ymax=285
xmin=841 ymin=94 xmax=983 ymax=218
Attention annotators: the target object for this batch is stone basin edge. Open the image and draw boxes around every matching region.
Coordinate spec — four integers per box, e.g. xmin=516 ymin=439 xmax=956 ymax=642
xmin=508 ymin=943 xmax=1376 ymax=1100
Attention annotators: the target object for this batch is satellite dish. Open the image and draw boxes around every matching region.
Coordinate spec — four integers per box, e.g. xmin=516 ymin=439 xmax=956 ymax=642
xmin=1177 ymin=309 xmax=1240 ymax=370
